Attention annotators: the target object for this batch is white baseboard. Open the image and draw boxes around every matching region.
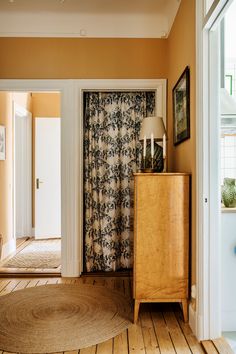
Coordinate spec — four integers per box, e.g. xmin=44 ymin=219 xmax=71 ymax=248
xmin=189 ymin=303 xmax=197 ymax=336
xmin=1 ymin=238 xmax=16 ymax=261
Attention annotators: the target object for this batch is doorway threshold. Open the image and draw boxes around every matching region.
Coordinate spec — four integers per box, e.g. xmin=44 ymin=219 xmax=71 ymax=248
xmin=0 ymin=272 xmax=61 ymax=278
xmin=82 ymin=270 xmax=132 ymax=277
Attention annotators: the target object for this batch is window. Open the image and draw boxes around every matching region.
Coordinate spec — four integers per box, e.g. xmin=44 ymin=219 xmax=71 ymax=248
xmin=221 ymin=1 xmax=236 ymax=186
xmin=221 ymin=131 xmax=236 ymax=183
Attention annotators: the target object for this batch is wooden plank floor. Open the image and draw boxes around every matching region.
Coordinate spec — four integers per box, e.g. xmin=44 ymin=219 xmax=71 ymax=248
xmin=0 ymin=276 xmax=232 ymax=354
xmin=0 ymin=238 xmax=61 ymax=275
xmin=202 ymin=338 xmax=234 ymax=354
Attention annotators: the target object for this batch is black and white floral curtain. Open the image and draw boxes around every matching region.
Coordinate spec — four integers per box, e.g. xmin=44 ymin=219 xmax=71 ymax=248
xmin=84 ymin=91 xmax=155 ymax=272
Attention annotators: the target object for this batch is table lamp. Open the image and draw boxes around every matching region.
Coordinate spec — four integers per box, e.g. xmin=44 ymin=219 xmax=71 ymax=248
xmin=139 ymin=116 xmax=167 ymax=172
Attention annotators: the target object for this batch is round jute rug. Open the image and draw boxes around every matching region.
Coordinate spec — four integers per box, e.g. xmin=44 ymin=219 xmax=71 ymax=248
xmin=0 ymin=283 xmax=132 ymax=353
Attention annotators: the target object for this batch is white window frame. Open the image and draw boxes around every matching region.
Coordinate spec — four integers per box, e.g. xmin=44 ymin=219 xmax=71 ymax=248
xmin=196 ymin=0 xmax=233 ymax=340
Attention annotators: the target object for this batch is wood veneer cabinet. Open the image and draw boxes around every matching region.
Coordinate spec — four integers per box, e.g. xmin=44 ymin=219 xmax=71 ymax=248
xmin=133 ymin=173 xmax=190 ymax=323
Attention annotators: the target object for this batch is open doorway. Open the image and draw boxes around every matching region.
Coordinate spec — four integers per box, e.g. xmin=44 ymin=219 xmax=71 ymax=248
xmin=0 ymin=79 xmax=165 ymax=278
xmin=195 ymin=0 xmax=236 ymax=343
xmin=0 ymin=91 xmax=61 ymax=274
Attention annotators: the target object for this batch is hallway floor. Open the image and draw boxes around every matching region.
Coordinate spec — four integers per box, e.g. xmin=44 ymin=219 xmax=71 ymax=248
xmin=0 ymin=237 xmax=61 ymax=275
xmin=0 ymin=276 xmax=232 ymax=354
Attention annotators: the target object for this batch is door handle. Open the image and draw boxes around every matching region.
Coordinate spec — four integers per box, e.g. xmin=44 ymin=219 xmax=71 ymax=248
xmin=36 ymin=178 xmax=43 ymax=189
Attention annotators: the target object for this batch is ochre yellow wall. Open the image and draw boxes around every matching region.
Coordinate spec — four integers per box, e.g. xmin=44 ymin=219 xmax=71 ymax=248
xmin=167 ymin=0 xmax=196 ymax=286
xmin=0 ymin=37 xmax=168 ymax=242
xmin=0 ymin=38 xmax=168 ymax=79
xmin=31 ymin=93 xmax=60 ymax=117
xmin=31 ymin=93 xmax=61 ymax=227
xmin=0 ymin=29 xmax=196 ymax=283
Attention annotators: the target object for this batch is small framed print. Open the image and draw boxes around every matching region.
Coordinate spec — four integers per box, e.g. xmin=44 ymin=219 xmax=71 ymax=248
xmin=173 ymin=66 xmax=190 ymax=145
xmin=0 ymin=125 xmax=6 ymax=160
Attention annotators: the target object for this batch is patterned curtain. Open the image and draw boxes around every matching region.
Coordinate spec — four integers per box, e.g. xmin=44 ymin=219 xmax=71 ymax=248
xmin=84 ymin=91 xmax=155 ymax=272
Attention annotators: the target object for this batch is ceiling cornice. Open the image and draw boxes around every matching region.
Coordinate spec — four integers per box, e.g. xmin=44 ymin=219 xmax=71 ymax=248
xmin=0 ymin=0 xmax=181 ymax=38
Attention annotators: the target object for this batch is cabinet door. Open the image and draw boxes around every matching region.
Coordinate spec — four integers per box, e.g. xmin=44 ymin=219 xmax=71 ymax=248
xmin=133 ymin=175 xmax=189 ymax=300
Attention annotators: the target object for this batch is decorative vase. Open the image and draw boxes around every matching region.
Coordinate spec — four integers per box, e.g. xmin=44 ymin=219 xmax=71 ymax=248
xmin=141 ymin=142 xmax=164 ymax=172
xmin=222 ymin=178 xmax=236 ymax=208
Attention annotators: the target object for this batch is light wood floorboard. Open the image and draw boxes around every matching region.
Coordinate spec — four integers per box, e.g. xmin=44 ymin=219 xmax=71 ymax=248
xmin=151 ymin=308 xmax=176 ymax=354
xmin=163 ymin=307 xmax=191 ymax=354
xmin=173 ymin=305 xmax=204 ymax=354
xmin=201 ymin=340 xmax=219 ymax=354
xmin=0 ymin=276 xmax=232 ymax=354
xmin=212 ymin=338 xmax=234 ymax=354
xmin=80 ymin=346 xmax=96 ymax=354
xmin=140 ymin=309 xmax=160 ymax=353
xmin=113 ymin=330 xmax=129 ymax=354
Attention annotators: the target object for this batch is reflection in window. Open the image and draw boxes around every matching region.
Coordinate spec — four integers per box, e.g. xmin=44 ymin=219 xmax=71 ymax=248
xmin=221 ymin=1 xmax=236 ymax=186
xmin=221 ymin=131 xmax=236 ymax=184
xmin=205 ymin=0 xmax=215 ymax=15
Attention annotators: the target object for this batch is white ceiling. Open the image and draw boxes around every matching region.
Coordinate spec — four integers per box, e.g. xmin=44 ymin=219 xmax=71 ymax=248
xmin=0 ymin=0 xmax=181 ymax=38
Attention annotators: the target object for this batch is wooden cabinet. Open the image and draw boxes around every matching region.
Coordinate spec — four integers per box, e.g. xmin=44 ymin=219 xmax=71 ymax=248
xmin=133 ymin=173 xmax=190 ymax=323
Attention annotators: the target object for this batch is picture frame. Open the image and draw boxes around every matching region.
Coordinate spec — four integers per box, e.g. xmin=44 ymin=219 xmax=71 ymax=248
xmin=173 ymin=66 xmax=190 ymax=145
xmin=0 ymin=125 xmax=6 ymax=160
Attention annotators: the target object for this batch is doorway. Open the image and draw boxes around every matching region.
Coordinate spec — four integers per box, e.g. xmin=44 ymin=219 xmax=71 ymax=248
xmin=0 ymin=91 xmax=62 ymax=275
xmin=219 ymin=1 xmax=236 ymax=350
xmin=77 ymin=80 xmax=166 ymax=275
xmin=83 ymin=90 xmax=156 ymax=273
xmin=196 ymin=0 xmax=236 ymax=343
xmin=0 ymin=79 xmax=166 ymax=278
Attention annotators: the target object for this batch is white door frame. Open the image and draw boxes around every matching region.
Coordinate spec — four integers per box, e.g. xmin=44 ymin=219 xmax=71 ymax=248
xmin=0 ymin=79 xmax=166 ymax=277
xmin=76 ymin=79 xmax=167 ymax=272
xmin=0 ymin=79 xmax=79 ymax=277
xmin=13 ymin=102 xmax=32 ymax=239
xmin=196 ymin=0 xmax=233 ymax=340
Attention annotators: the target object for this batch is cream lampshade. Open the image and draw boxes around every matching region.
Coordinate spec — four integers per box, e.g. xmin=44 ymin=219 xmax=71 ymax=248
xmin=139 ymin=116 xmax=167 ymax=141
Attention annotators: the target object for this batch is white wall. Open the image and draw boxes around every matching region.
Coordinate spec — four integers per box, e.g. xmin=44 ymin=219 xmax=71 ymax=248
xmin=0 ymin=0 xmax=180 ymax=38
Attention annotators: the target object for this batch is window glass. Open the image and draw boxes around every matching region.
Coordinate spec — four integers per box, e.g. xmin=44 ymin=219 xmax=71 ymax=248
xmin=225 ymin=1 xmax=236 ymax=97
xmin=221 ymin=0 xmax=236 ymax=184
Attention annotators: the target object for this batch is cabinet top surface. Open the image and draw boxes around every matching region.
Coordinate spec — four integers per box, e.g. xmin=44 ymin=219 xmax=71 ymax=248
xmin=133 ymin=172 xmax=191 ymax=176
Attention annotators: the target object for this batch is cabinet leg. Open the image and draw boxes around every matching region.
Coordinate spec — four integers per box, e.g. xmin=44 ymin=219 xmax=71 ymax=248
xmin=134 ymin=300 xmax=140 ymax=324
xmin=181 ymin=299 xmax=188 ymax=323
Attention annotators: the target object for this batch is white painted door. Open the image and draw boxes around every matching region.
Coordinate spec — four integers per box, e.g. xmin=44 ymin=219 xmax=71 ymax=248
xmin=14 ymin=104 xmax=32 ymax=238
xmin=35 ymin=118 xmax=61 ymax=239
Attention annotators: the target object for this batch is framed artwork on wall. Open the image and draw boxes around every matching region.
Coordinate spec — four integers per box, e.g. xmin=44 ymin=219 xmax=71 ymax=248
xmin=173 ymin=66 xmax=190 ymax=145
xmin=0 ymin=125 xmax=6 ymax=160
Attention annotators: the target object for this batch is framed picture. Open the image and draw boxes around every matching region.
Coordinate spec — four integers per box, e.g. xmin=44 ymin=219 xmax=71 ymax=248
xmin=0 ymin=125 xmax=6 ymax=160
xmin=173 ymin=66 xmax=190 ymax=145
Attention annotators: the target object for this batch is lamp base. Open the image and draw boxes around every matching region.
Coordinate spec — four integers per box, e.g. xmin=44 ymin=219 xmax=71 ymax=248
xmin=141 ymin=143 xmax=164 ymax=172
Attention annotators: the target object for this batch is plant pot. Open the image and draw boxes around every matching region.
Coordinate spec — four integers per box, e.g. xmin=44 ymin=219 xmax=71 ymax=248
xmin=222 ymin=177 xmax=236 ymax=208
